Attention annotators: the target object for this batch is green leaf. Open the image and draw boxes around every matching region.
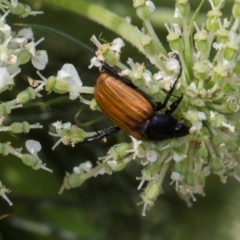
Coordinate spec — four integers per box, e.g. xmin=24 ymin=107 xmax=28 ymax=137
xmin=40 ymin=0 xmax=145 ymax=54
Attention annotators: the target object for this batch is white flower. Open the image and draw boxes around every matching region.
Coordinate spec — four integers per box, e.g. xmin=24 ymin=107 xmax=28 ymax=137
xmin=166 ymin=57 xmax=181 ymax=73
xmin=0 ymin=23 xmax=11 ymax=38
xmin=109 ymin=38 xmax=125 ymax=53
xmin=145 ymin=0 xmax=155 ymax=14
xmin=126 ymin=136 xmax=144 ymax=159
xmin=222 ymin=121 xmax=235 ymax=132
xmin=11 ymin=0 xmax=18 ymax=7
xmin=0 ymin=67 xmax=14 ymax=89
xmin=25 ymin=38 xmax=48 ymax=70
xmin=146 ymin=150 xmax=158 ymax=163
xmin=31 ymin=50 xmax=48 ymax=70
xmin=56 ymin=64 xmax=82 ymax=100
xmin=17 ymin=28 xmax=34 ymax=40
xmin=73 ymin=161 xmax=92 ymax=173
xmin=25 ymin=140 xmax=42 ymax=157
xmin=173 ymin=152 xmax=187 ymax=162
xmin=174 ymin=7 xmax=182 ymax=18
xmin=88 ymin=56 xmax=102 ymax=69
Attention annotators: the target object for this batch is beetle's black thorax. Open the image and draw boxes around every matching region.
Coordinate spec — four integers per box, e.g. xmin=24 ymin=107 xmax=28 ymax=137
xmin=139 ymin=114 xmax=189 ymax=141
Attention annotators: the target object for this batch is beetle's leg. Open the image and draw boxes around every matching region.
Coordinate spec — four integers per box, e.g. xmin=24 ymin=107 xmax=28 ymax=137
xmin=81 ymin=126 xmax=120 ymax=144
xmin=164 ymin=94 xmax=183 ymax=114
xmin=155 ymin=57 xmax=182 ymax=111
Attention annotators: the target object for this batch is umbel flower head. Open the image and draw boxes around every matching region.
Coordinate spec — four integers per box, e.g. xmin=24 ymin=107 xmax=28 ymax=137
xmin=47 ymin=0 xmax=240 ymax=216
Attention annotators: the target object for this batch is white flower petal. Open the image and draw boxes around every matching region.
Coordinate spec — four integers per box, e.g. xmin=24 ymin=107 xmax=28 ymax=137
xmin=25 ymin=140 xmax=42 ymax=155
xmin=31 ymin=50 xmax=48 ymax=70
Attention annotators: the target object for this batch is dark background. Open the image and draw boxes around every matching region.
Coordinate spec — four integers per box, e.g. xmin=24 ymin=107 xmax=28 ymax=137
xmin=0 ymin=0 xmax=239 ymax=240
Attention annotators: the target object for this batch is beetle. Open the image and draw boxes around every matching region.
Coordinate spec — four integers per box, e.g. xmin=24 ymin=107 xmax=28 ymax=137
xmin=84 ymin=58 xmax=189 ymax=143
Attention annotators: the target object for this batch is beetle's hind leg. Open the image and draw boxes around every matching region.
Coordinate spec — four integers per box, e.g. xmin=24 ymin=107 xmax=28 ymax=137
xmin=81 ymin=126 xmax=120 ymax=144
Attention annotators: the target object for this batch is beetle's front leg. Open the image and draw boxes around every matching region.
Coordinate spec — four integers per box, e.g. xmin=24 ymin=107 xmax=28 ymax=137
xmin=164 ymin=94 xmax=183 ymax=115
xmin=82 ymin=126 xmax=120 ymax=144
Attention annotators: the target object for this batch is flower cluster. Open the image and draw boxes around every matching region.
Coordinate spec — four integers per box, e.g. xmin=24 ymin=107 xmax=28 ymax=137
xmin=49 ymin=0 xmax=240 ymax=216
xmin=2 ymin=0 xmax=240 ymax=217
xmin=0 ymin=0 xmax=51 ymax=205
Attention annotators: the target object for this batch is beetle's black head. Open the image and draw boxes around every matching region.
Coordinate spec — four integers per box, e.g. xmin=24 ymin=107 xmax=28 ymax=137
xmin=174 ymin=122 xmax=190 ymax=137
xmin=141 ymin=114 xmax=190 ymax=141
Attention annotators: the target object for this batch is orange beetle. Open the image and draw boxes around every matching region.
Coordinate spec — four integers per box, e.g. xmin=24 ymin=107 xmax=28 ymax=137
xmin=84 ymin=63 xmax=189 ymax=143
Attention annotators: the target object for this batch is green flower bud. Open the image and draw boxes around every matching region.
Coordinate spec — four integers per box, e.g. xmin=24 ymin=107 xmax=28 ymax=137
xmin=108 ymin=159 xmax=126 ymax=172
xmin=141 ymin=35 xmax=156 ymax=58
xmin=226 ymin=97 xmax=239 ymax=112
xmin=194 ymin=29 xmax=208 ymax=53
xmin=141 ymin=161 xmax=161 ymax=181
xmin=133 ymin=0 xmax=145 ymax=8
xmin=64 ymin=173 xmax=84 ymax=189
xmin=0 ymin=103 xmax=11 ymax=116
xmin=173 ymin=159 xmax=188 ymax=175
xmin=21 ymin=153 xmax=39 ymax=167
xmin=193 ymin=61 xmax=210 ymax=80
xmin=216 ymin=29 xmax=229 ymax=44
xmin=166 ymin=32 xmax=183 ymax=52
xmin=109 ymin=143 xmax=131 ymax=160
xmin=210 ymin=112 xmax=226 ymax=128
xmin=233 ymin=59 xmax=240 ymax=76
xmin=175 ymin=0 xmax=190 ymax=17
xmin=141 ymin=181 xmax=161 ymax=205
xmin=10 ymin=121 xmax=29 ymax=134
xmin=223 ymin=42 xmax=238 ymax=61
xmin=226 ymin=140 xmax=238 ymax=152
xmin=232 ymin=1 xmax=240 ymax=19
xmin=8 ymin=3 xmax=31 ymax=17
xmin=185 ymin=171 xmax=195 ymax=186
xmin=195 ymin=172 xmax=205 ymax=186
xmin=45 ymin=76 xmax=70 ymax=94
xmin=16 ymin=87 xmax=36 ymax=104
xmin=62 ymin=127 xmax=86 ymax=145
xmin=0 ymin=143 xmax=10 ymax=156
xmin=197 ymin=146 xmax=208 ymax=160
xmin=16 ymin=49 xmax=31 ymax=65
xmin=212 ymin=0 xmax=225 ymax=8
xmin=206 ymin=10 xmax=222 ymax=32
xmin=210 ymin=155 xmax=224 ymax=173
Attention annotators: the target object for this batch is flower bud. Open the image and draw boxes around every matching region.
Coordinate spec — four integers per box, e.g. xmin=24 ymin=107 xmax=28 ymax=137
xmin=10 ymin=122 xmax=29 ymax=134
xmin=8 ymin=3 xmax=31 ymax=17
xmin=63 ymin=173 xmax=85 ymax=189
xmin=223 ymin=41 xmax=238 ymax=61
xmin=232 ymin=1 xmax=240 ymax=19
xmin=193 ymin=61 xmax=210 ymax=80
xmin=166 ymin=32 xmax=183 ymax=52
xmin=0 ymin=143 xmax=10 ymax=156
xmin=45 ymin=76 xmax=70 ymax=94
xmin=21 ymin=153 xmax=39 ymax=168
xmin=206 ymin=10 xmax=222 ymax=32
xmin=140 ymin=181 xmax=161 ymax=205
xmin=16 ymin=87 xmax=36 ymax=104
xmin=233 ymin=58 xmax=240 ymax=76
xmin=197 ymin=146 xmax=208 ymax=160
xmin=194 ymin=29 xmax=208 ymax=53
xmin=175 ymin=0 xmax=190 ymax=17
xmin=0 ymin=103 xmax=11 ymax=116
xmin=16 ymin=49 xmax=32 ymax=65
